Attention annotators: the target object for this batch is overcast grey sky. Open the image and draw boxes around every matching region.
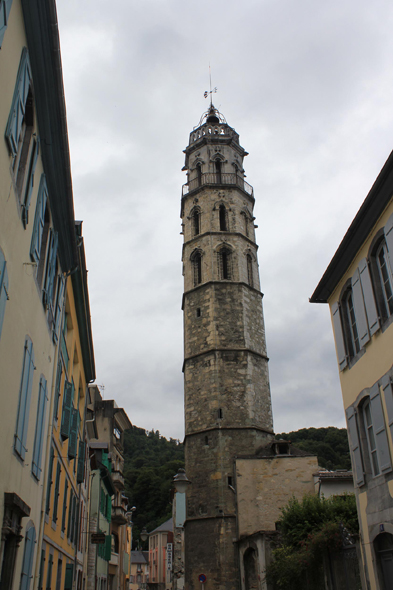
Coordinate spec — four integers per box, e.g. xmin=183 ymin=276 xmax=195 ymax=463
xmin=55 ymin=0 xmax=393 ymax=440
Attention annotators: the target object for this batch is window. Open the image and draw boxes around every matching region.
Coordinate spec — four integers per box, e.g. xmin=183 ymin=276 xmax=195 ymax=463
xmin=64 ymin=563 xmax=73 ymax=590
xmin=30 ymin=175 xmax=48 ymax=266
xmin=218 ymin=247 xmax=232 ymax=280
xmin=52 ymin=461 xmax=61 ymax=522
xmin=196 ymin=163 xmax=202 ymax=187
xmin=68 ymin=407 xmax=80 ymax=459
xmin=53 ymin=360 xmax=62 ymax=421
xmin=46 ymin=553 xmax=53 ymax=590
xmin=247 ymin=254 xmax=253 ymax=287
xmin=364 ymin=400 xmax=380 ymax=476
xmin=342 ymin=289 xmax=360 ymax=357
xmin=376 ymin=240 xmax=393 ymax=318
xmin=45 ymin=446 xmax=54 ymax=515
xmin=191 ymin=250 xmax=202 ymax=286
xmin=0 ymin=1 xmax=13 ymax=48
xmin=191 ymin=207 xmax=200 ymax=236
xmin=14 ymin=337 xmax=35 ymax=459
xmin=61 ymin=480 xmax=68 ymax=532
xmin=20 ymin=522 xmax=36 ymax=590
xmin=0 ymin=247 xmax=9 ymax=340
xmin=31 ymin=376 xmax=48 ymax=480
xmin=61 ymin=380 xmax=74 ymax=440
xmin=55 ymin=558 xmax=62 ymax=590
xmin=215 ymin=159 xmax=222 ymax=184
xmin=219 ymin=204 xmax=228 ymax=231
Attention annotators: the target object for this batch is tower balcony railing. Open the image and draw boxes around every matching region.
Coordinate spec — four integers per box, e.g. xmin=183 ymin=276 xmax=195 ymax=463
xmin=182 ymin=172 xmax=254 ymax=197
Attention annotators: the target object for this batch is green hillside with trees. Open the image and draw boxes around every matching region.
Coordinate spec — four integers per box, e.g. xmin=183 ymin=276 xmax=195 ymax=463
xmin=122 ymin=425 xmax=351 ymax=546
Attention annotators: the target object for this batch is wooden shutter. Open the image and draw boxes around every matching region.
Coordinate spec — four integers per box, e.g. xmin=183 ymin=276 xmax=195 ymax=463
xmin=5 ymin=48 xmax=32 ymax=155
xmin=61 ymin=381 xmax=73 ymax=439
xmin=67 ymin=493 xmax=74 ymax=540
xmin=30 ymin=175 xmax=48 ymax=263
xmin=370 ymin=383 xmax=392 ymax=473
xmin=22 ymin=137 xmax=40 ymax=227
xmin=43 ymin=229 xmax=58 ymax=308
xmin=61 ymin=480 xmax=68 ymax=532
xmin=385 ymin=212 xmax=393 ymax=265
xmin=381 ymin=374 xmax=393 ymax=445
xmin=352 ymin=269 xmax=370 ymax=348
xmin=52 ymin=461 xmax=61 ymax=522
xmin=64 ymin=564 xmax=73 ymax=590
xmin=46 ymin=554 xmax=53 ymax=590
xmin=68 ymin=407 xmax=79 ymax=459
xmin=45 ymin=446 xmax=54 ymax=514
xmin=0 ymin=250 xmax=9 ymax=340
xmin=53 ymin=360 xmax=62 ymax=421
xmin=32 ymin=376 xmax=48 ymax=479
xmin=15 ymin=337 xmax=35 ymax=459
xmin=20 ymin=524 xmax=36 ymax=590
xmin=104 ymin=535 xmax=112 ymax=561
xmin=106 ymin=494 xmax=112 ymax=521
xmin=331 ymin=302 xmax=347 ymax=370
xmin=76 ymin=440 xmax=86 ymax=484
xmin=346 ymin=406 xmax=364 ymax=486
xmin=358 ymin=258 xmax=380 ymax=336
xmin=38 ymin=548 xmax=45 ymax=590
xmin=52 ymin=274 xmax=65 ymax=344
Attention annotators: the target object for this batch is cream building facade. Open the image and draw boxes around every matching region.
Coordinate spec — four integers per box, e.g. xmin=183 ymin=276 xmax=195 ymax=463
xmin=311 ymin=150 xmax=393 ymax=590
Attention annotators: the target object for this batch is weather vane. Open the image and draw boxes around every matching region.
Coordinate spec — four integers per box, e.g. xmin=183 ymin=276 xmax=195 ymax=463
xmin=204 ymin=64 xmax=217 ymax=106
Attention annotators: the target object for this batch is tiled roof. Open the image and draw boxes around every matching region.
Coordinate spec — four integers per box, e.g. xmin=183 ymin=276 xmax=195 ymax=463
xmin=150 ymin=517 xmax=173 ymax=534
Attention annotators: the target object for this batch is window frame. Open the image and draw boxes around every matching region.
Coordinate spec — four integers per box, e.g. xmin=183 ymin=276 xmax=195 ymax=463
xmin=14 ymin=336 xmax=35 ymax=460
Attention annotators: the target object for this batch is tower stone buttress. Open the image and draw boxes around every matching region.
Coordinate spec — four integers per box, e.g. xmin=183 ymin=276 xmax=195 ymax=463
xmin=181 ymin=105 xmax=274 ymax=590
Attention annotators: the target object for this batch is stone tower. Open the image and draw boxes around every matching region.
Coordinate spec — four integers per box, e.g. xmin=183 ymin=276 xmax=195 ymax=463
xmin=181 ymin=104 xmax=274 ymax=590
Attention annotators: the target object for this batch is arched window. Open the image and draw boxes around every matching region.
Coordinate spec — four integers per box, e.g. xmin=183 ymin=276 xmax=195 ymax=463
xmin=191 ymin=208 xmax=200 ymax=237
xmin=342 ymin=289 xmax=360 ymax=357
xmin=363 ymin=399 xmax=380 ymax=476
xmin=191 ymin=251 xmax=202 ymax=286
xmin=219 ymin=204 xmax=228 ymax=231
xmin=243 ymin=547 xmax=258 ymax=590
xmin=247 ymin=254 xmax=253 ymax=287
xmin=375 ymin=240 xmax=393 ymax=318
xmin=215 ymin=159 xmax=222 ymax=184
xmin=196 ymin=164 xmax=202 ymax=187
xmin=218 ymin=247 xmax=232 ymax=281
xmin=20 ymin=522 xmax=36 ymax=590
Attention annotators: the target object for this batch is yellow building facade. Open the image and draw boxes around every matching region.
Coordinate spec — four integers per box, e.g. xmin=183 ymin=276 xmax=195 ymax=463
xmin=312 ymin=151 xmax=393 ymax=590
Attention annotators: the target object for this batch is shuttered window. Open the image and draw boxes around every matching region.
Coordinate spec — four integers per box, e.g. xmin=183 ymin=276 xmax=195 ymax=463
xmin=52 ymin=274 xmax=65 ymax=344
xmin=68 ymin=407 xmax=80 ymax=459
xmin=14 ymin=337 xmax=35 ymax=459
xmin=369 ymin=384 xmax=392 ymax=474
xmin=0 ymin=0 xmax=13 ymax=48
xmin=53 ymin=360 xmax=62 ymax=421
xmin=351 ymin=269 xmax=369 ymax=349
xmin=52 ymin=461 xmax=61 ymax=522
xmin=61 ymin=480 xmax=68 ymax=532
xmin=45 ymin=446 xmax=54 ymax=515
xmin=0 ymin=248 xmax=9 ymax=341
xmin=38 ymin=548 xmax=45 ymax=590
xmin=5 ymin=48 xmax=32 ymax=156
xmin=30 ymin=175 xmax=48 ymax=264
xmin=31 ymin=376 xmax=48 ymax=479
xmin=104 ymin=535 xmax=112 ymax=561
xmin=358 ymin=258 xmax=380 ymax=336
xmin=22 ymin=137 xmax=40 ymax=227
xmin=382 ymin=374 xmax=393 ymax=444
xmin=346 ymin=406 xmax=364 ymax=486
xmin=20 ymin=523 xmax=36 ymax=590
xmin=46 ymin=553 xmax=53 ymax=590
xmin=61 ymin=381 xmax=74 ymax=439
xmin=76 ymin=441 xmax=86 ymax=484
xmin=43 ymin=229 xmax=58 ymax=309
xmin=106 ymin=494 xmax=112 ymax=521
xmin=64 ymin=563 xmax=73 ymax=590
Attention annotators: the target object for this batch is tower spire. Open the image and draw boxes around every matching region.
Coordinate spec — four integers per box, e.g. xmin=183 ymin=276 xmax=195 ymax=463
xmin=203 ymin=64 xmax=217 ymax=107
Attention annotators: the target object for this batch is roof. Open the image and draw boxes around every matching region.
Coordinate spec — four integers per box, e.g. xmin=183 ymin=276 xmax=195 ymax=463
xmin=313 ymin=470 xmax=353 ymax=480
xmin=149 ymin=518 xmax=173 ymax=534
xmin=310 ymin=150 xmax=393 ymax=303
xmin=131 ymin=551 xmax=148 ymax=564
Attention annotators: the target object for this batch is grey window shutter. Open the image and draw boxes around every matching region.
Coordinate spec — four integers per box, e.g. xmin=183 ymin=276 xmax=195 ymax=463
xmin=20 ymin=523 xmax=36 ymax=590
xmin=385 ymin=212 xmax=393 ymax=268
xmin=5 ymin=48 xmax=32 ymax=156
xmin=22 ymin=137 xmax=40 ymax=227
xmin=0 ymin=0 xmax=13 ymax=49
xmin=358 ymin=258 xmax=380 ymax=336
xmin=30 ymin=175 xmax=47 ymax=264
xmin=43 ymin=230 xmax=58 ymax=308
xmin=0 ymin=251 xmax=9 ymax=340
xmin=331 ymin=302 xmax=347 ymax=370
xmin=60 ymin=381 xmax=73 ymax=439
xmin=381 ymin=374 xmax=393 ymax=445
xmin=370 ymin=383 xmax=392 ymax=473
xmin=15 ymin=337 xmax=35 ymax=459
xmin=352 ymin=269 xmax=370 ymax=348
xmin=346 ymin=406 xmax=365 ymax=486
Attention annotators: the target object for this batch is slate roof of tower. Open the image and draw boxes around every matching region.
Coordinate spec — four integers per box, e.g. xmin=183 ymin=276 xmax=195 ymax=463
xmin=130 ymin=551 xmax=148 ymax=564
xmin=149 ymin=517 xmax=173 ymax=534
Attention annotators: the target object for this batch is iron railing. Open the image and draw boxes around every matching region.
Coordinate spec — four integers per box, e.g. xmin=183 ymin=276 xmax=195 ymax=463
xmin=182 ymin=172 xmax=253 ymax=197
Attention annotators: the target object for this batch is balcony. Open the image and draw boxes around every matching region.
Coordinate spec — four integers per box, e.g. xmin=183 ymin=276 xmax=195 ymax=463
xmin=111 ymin=470 xmax=125 ymax=490
xmin=112 ymin=505 xmax=127 ymax=525
xmin=182 ymin=173 xmax=253 ymax=198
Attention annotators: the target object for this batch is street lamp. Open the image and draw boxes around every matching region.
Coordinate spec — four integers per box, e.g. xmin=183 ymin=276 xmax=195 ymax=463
xmin=140 ymin=527 xmax=148 ymax=543
xmin=173 ymin=468 xmax=191 ymax=494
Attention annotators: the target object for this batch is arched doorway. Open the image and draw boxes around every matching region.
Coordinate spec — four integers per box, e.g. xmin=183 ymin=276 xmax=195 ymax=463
xmin=244 ymin=547 xmax=258 ymax=590
xmin=375 ymin=532 xmax=393 ymax=589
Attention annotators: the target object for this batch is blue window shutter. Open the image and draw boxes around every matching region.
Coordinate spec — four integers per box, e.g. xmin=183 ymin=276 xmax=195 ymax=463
xmin=53 ymin=359 xmax=62 ymax=421
xmin=331 ymin=302 xmax=347 ymax=370
xmin=43 ymin=230 xmax=58 ymax=308
xmin=68 ymin=407 xmax=79 ymax=459
xmin=30 ymin=175 xmax=47 ymax=264
xmin=14 ymin=337 xmax=35 ymax=459
xmin=45 ymin=446 xmax=54 ymax=514
xmin=52 ymin=461 xmax=61 ymax=522
xmin=22 ymin=137 xmax=40 ymax=227
xmin=0 ymin=250 xmax=9 ymax=341
xmin=351 ymin=268 xmax=370 ymax=348
xmin=385 ymin=212 xmax=393 ymax=266
xmin=358 ymin=258 xmax=380 ymax=336
xmin=52 ymin=274 xmax=65 ymax=344
xmin=0 ymin=1 xmax=13 ymax=49
xmin=370 ymin=383 xmax=392 ymax=473
xmin=20 ymin=523 xmax=36 ymax=590
xmin=31 ymin=376 xmax=48 ymax=479
xmin=77 ymin=440 xmax=86 ymax=484
xmin=381 ymin=375 xmax=393 ymax=445
xmin=346 ymin=406 xmax=364 ymax=486
xmin=61 ymin=381 xmax=73 ymax=439
xmin=5 ymin=48 xmax=32 ymax=156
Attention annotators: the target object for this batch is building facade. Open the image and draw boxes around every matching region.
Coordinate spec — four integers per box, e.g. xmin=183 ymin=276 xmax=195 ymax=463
xmin=181 ymin=104 xmax=274 ymax=590
xmin=311 ymin=150 xmax=393 ymax=590
xmin=148 ymin=518 xmax=173 ymax=590
xmin=129 ymin=551 xmax=148 ymax=590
